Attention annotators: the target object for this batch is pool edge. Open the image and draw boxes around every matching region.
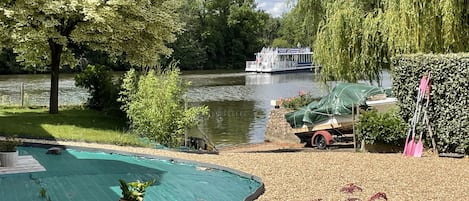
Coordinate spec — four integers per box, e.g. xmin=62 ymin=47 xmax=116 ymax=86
xmin=22 ymin=142 xmax=265 ymax=201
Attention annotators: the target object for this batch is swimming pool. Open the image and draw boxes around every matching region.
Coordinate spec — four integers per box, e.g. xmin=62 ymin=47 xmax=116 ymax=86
xmin=0 ymin=146 xmax=263 ymax=201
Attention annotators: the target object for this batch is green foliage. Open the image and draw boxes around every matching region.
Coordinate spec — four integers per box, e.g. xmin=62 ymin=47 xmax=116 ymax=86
xmin=278 ymin=0 xmax=326 ymax=47
xmin=315 ymin=1 xmax=381 ymax=84
xmin=119 ymin=65 xmax=209 ymax=147
xmin=0 ymin=137 xmax=22 ymax=152
xmin=283 ymin=0 xmax=469 ymax=85
xmin=166 ymin=0 xmax=271 ymax=70
xmin=0 ymin=0 xmax=184 ymax=113
xmin=74 ymin=64 xmax=121 ymax=114
xmin=281 ymin=91 xmax=319 ymax=110
xmin=0 ymin=48 xmax=22 ymax=74
xmin=356 ymin=108 xmax=408 ymax=146
xmin=271 ymin=38 xmax=290 ymax=48
xmin=39 ymin=187 xmax=52 ymax=201
xmin=119 ymin=179 xmax=155 ymax=201
xmin=392 ymin=53 xmax=469 ymax=154
xmin=1 ymin=0 xmax=184 ymax=67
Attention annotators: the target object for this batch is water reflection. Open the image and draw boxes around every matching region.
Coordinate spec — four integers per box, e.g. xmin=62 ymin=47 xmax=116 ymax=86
xmin=0 ymin=71 xmax=392 ymax=146
xmin=189 ymin=101 xmax=260 ymax=146
xmin=184 ymin=71 xmax=392 ymax=146
xmin=184 ymin=72 xmax=326 ymax=145
xmin=0 ymin=74 xmax=88 ymax=106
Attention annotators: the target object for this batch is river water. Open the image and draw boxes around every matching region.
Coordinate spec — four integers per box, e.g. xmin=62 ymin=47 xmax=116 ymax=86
xmin=0 ymin=71 xmax=392 ymax=146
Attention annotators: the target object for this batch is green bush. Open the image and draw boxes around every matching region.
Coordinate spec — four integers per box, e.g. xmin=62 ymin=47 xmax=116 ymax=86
xmin=392 ymin=53 xmax=469 ymax=154
xmin=356 ymin=108 xmax=408 ymax=147
xmin=281 ymin=91 xmax=319 ymax=110
xmin=75 ymin=64 xmax=121 ymax=114
xmin=119 ymin=65 xmax=209 ymax=147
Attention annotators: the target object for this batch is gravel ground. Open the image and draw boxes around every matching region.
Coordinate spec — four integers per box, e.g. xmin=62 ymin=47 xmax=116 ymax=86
xmin=20 ymin=139 xmax=469 ymax=201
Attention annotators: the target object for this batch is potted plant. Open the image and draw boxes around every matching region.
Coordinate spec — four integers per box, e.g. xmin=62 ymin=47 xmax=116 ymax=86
xmin=0 ymin=137 xmax=22 ymax=167
xmin=118 ymin=179 xmax=155 ymax=201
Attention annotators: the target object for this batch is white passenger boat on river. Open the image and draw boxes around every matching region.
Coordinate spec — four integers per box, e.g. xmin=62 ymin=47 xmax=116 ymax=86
xmin=245 ymin=47 xmax=316 ymax=73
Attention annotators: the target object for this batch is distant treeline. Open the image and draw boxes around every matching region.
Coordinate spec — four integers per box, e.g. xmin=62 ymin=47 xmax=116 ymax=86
xmin=1 ymin=0 xmax=283 ymax=74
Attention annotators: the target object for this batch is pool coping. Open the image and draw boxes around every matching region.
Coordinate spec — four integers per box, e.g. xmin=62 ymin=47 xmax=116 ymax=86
xmin=22 ymin=142 xmax=265 ymax=201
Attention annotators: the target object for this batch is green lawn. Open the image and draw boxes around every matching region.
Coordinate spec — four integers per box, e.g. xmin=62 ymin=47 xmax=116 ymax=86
xmin=0 ymin=106 xmax=146 ymax=146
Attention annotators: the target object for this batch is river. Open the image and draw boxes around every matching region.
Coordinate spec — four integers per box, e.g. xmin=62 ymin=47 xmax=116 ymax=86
xmin=0 ymin=71 xmax=392 ymax=146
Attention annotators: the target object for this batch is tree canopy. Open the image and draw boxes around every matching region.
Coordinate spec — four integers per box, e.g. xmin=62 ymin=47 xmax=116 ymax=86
xmin=167 ymin=0 xmax=272 ymax=70
xmin=278 ymin=0 xmax=469 ymax=84
xmin=0 ymin=0 xmax=183 ymax=113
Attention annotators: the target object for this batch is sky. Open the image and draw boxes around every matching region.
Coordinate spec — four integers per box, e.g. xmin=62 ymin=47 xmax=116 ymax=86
xmin=255 ymin=0 xmax=292 ymax=18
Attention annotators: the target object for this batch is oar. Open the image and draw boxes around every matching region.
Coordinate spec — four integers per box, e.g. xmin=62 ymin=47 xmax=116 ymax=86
xmin=404 ymin=74 xmax=428 ymax=156
xmin=414 ymin=72 xmax=431 ymax=157
xmin=404 ymin=83 xmax=422 ymax=155
xmin=403 ymin=87 xmax=421 ymax=156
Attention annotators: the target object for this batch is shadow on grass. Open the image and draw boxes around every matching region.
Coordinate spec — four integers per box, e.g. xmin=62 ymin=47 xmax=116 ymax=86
xmin=0 ymin=106 xmax=128 ymax=142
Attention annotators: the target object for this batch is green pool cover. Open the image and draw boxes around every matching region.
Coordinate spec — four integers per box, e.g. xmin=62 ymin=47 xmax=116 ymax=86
xmin=0 ymin=146 xmax=263 ymax=201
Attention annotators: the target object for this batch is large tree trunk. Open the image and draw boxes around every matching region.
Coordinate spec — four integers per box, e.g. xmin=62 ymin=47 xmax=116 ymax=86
xmin=49 ymin=40 xmax=63 ymax=114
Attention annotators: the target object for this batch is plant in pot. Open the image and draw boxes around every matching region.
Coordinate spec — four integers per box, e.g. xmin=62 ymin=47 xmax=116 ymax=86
xmin=118 ymin=179 xmax=155 ymax=201
xmin=0 ymin=137 xmax=22 ymax=167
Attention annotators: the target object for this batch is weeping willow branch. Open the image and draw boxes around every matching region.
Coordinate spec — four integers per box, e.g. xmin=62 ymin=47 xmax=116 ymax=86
xmin=295 ymin=0 xmax=469 ymax=85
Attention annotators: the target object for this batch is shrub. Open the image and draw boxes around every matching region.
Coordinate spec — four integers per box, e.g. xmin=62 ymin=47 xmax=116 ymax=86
xmin=281 ymin=91 xmax=318 ymax=110
xmin=0 ymin=137 xmax=22 ymax=152
xmin=119 ymin=179 xmax=155 ymax=201
xmin=392 ymin=53 xmax=469 ymax=154
xmin=356 ymin=108 xmax=408 ymax=147
xmin=119 ymin=65 xmax=208 ymax=147
xmin=75 ymin=64 xmax=121 ymax=114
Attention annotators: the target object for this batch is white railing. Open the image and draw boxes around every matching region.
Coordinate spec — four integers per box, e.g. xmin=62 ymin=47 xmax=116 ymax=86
xmin=245 ymin=61 xmax=258 ymax=72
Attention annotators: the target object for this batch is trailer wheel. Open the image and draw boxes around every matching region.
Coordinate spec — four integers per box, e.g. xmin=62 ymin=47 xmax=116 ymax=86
xmin=314 ymin=135 xmax=327 ymax=150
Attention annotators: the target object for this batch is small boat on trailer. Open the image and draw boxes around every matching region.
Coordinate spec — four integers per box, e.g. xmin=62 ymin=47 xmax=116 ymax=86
xmin=245 ymin=47 xmax=317 ymax=73
xmin=285 ymin=83 xmax=397 ymax=149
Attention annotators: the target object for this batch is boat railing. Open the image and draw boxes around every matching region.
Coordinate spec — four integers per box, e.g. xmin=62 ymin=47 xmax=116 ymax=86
xmin=245 ymin=61 xmax=258 ymax=72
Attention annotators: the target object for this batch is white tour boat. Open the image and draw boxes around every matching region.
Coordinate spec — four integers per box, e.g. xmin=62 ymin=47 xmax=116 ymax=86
xmin=245 ymin=47 xmax=316 ymax=73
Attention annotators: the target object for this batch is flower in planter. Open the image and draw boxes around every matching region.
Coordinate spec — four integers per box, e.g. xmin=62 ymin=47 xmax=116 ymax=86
xmin=281 ymin=91 xmax=318 ymax=110
xmin=0 ymin=137 xmax=22 ymax=152
xmin=0 ymin=137 xmax=22 ymax=167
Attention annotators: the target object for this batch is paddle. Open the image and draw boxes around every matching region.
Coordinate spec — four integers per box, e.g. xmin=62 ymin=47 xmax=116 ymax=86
xmin=413 ymin=72 xmax=431 ymax=157
xmin=403 ymin=74 xmax=428 ymax=156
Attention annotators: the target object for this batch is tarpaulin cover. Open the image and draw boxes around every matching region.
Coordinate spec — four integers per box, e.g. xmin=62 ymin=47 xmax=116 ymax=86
xmin=0 ymin=147 xmax=262 ymax=201
xmin=285 ymin=83 xmax=386 ymax=128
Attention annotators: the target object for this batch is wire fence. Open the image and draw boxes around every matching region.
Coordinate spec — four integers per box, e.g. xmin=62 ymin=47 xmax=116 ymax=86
xmin=0 ymin=82 xmax=88 ymax=107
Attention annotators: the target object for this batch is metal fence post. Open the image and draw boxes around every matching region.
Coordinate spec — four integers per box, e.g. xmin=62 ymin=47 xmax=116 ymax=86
xmin=21 ymin=82 xmax=25 ymax=107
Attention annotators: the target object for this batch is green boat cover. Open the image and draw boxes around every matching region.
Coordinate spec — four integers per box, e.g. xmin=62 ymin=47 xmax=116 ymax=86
xmin=285 ymin=83 xmax=386 ymax=128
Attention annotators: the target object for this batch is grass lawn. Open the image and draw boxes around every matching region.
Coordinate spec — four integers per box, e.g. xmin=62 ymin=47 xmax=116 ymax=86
xmin=0 ymin=106 xmax=146 ymax=146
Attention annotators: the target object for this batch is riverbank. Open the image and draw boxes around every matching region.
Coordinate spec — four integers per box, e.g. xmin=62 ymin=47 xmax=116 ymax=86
xmin=16 ymin=138 xmax=469 ymax=201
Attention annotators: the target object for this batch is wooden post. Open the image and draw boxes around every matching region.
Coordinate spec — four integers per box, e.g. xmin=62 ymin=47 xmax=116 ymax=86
xmin=357 ymin=104 xmax=366 ymax=152
xmin=426 ymin=116 xmax=438 ymax=154
xmin=21 ymin=82 xmax=24 ymax=107
xmin=184 ymin=101 xmax=187 ymax=147
xmin=352 ymin=103 xmax=356 ymax=150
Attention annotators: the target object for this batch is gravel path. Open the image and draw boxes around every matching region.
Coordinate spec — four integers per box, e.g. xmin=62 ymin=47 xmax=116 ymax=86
xmin=20 ymin=139 xmax=469 ymax=200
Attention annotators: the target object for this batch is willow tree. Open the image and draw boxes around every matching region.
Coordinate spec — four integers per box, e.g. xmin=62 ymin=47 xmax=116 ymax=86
xmin=291 ymin=0 xmax=469 ymax=84
xmin=314 ymin=1 xmax=387 ymax=84
xmin=0 ymin=0 xmax=183 ymax=114
xmin=384 ymin=0 xmax=469 ymax=54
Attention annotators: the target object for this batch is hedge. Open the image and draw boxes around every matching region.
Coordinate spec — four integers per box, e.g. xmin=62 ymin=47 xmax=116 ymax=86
xmin=392 ymin=53 xmax=469 ymax=154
